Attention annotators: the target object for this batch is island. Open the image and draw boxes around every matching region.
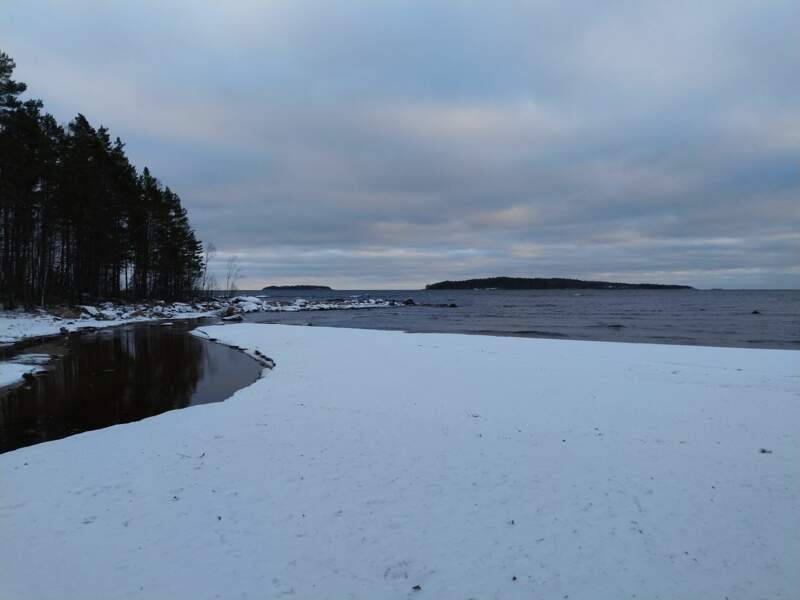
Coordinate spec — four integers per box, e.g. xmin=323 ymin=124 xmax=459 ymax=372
xmin=425 ymin=277 xmax=693 ymax=290
xmin=262 ymin=285 xmax=333 ymax=291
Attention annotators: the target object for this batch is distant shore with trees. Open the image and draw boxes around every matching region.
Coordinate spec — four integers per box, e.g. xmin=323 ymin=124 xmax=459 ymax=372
xmin=426 ymin=276 xmax=693 ymax=290
xmin=0 ymin=51 xmax=206 ymax=308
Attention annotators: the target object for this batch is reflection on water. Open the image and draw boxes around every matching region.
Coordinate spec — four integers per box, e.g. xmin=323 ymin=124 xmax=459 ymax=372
xmin=0 ymin=320 xmax=263 ymax=453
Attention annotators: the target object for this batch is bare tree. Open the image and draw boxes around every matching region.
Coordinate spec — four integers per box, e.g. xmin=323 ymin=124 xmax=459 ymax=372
xmin=198 ymin=242 xmax=217 ymax=297
xmin=224 ymin=255 xmax=244 ymax=297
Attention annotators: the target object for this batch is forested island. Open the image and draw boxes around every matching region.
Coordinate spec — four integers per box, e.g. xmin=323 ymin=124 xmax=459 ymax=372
xmin=262 ymin=285 xmax=332 ymax=291
xmin=426 ymin=277 xmax=693 ymax=290
xmin=0 ymin=52 xmax=205 ymax=308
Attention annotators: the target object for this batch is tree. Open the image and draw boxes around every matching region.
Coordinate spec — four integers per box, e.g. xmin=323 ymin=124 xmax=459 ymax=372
xmin=0 ymin=52 xmax=26 ymax=112
xmin=0 ymin=50 xmax=206 ymax=307
xmin=198 ymin=242 xmax=218 ymax=296
xmin=224 ymin=256 xmax=244 ymax=297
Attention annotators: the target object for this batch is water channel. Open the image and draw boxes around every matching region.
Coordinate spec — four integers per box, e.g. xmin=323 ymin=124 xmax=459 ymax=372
xmin=0 ymin=319 xmax=263 ymax=453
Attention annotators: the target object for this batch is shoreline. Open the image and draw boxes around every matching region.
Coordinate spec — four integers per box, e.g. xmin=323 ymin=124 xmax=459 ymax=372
xmin=2 ymin=324 xmax=798 ymax=599
xmin=0 ymin=296 xmax=402 ymax=389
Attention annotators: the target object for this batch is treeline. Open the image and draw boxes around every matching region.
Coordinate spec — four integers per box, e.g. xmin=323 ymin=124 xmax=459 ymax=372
xmin=0 ymin=51 xmax=205 ymax=308
xmin=426 ymin=277 xmax=693 ymax=290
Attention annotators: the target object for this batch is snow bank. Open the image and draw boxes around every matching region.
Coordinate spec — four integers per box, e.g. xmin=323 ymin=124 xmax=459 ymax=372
xmin=0 ymin=296 xmax=401 ymax=346
xmin=0 ymin=362 xmax=43 ymax=388
xmin=0 ymin=353 xmax=51 ymax=388
xmin=0 ymin=305 xmax=219 ymax=346
xmin=1 ymin=325 xmax=798 ymax=600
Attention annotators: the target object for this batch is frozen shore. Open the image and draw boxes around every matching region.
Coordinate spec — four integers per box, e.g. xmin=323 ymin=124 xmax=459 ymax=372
xmin=1 ymin=325 xmax=798 ymax=599
xmin=0 ymin=296 xmax=399 ymax=388
xmin=0 ymin=296 xmax=401 ymax=346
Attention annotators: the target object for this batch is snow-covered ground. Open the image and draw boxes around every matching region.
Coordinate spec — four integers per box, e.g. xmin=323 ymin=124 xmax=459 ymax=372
xmin=0 ymin=359 xmax=45 ymax=388
xmin=0 ymin=296 xmax=401 ymax=346
xmin=0 ymin=353 xmax=51 ymax=389
xmin=1 ymin=324 xmax=798 ymax=599
xmin=0 ymin=303 xmax=219 ymax=346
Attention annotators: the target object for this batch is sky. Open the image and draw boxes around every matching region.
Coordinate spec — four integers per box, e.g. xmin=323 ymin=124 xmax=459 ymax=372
xmin=2 ymin=0 xmax=799 ymax=289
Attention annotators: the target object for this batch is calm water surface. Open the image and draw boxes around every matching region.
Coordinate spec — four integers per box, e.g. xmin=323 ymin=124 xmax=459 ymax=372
xmin=244 ymin=288 xmax=800 ymax=349
xmin=0 ymin=319 xmax=263 ymax=453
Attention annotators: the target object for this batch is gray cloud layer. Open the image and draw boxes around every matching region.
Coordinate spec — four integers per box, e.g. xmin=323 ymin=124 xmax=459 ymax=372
xmin=3 ymin=0 xmax=798 ymax=288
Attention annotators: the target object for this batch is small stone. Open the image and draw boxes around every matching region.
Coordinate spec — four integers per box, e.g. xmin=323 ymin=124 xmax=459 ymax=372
xmin=412 ymin=585 xmax=422 ymax=591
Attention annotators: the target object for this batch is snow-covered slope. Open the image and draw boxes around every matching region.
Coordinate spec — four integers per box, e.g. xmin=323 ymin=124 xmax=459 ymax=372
xmin=1 ymin=324 xmax=798 ymax=599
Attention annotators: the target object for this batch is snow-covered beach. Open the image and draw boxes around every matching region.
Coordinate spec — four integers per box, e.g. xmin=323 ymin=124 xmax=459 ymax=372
xmin=1 ymin=323 xmax=798 ymax=599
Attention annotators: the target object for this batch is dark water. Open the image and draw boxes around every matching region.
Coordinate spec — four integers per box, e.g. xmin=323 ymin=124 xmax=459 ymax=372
xmin=0 ymin=319 xmax=263 ymax=453
xmin=243 ymin=288 xmax=800 ymax=350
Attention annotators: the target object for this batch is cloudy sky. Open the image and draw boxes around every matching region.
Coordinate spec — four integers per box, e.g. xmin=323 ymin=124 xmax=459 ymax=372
xmin=2 ymin=0 xmax=798 ymax=289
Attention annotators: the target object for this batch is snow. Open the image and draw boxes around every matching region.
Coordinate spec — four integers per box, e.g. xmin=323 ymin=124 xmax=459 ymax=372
xmin=1 ymin=324 xmax=798 ymax=599
xmin=231 ymin=296 xmax=262 ymax=304
xmin=236 ymin=301 xmax=262 ymax=313
xmin=0 ymin=307 xmax=218 ymax=346
xmin=78 ymin=305 xmax=99 ymax=316
xmin=0 ymin=353 xmax=50 ymax=388
xmin=0 ymin=296 xmax=400 ymax=346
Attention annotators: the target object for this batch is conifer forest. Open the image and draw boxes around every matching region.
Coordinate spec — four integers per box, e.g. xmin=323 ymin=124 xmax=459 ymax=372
xmin=0 ymin=51 xmax=205 ymax=308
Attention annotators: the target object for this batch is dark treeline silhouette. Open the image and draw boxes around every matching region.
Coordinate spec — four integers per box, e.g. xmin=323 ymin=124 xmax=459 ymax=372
xmin=426 ymin=276 xmax=693 ymax=290
xmin=0 ymin=52 xmax=204 ymax=308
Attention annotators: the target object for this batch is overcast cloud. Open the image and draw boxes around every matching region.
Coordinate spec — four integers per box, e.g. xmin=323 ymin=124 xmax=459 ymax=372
xmin=2 ymin=0 xmax=798 ymax=288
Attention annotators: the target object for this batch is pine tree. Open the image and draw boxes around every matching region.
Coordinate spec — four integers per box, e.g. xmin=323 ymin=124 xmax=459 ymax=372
xmin=0 ymin=50 xmax=207 ymax=307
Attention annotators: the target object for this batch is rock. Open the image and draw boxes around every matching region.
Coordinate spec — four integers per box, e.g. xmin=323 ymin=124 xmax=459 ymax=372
xmin=78 ymin=305 xmax=99 ymax=317
xmin=751 ymin=310 xmax=761 ymax=315
xmin=402 ymin=298 xmax=416 ymax=306
xmin=224 ymin=306 xmax=236 ymax=317
xmin=50 ymin=306 xmax=81 ymax=319
xmin=22 ymin=372 xmax=36 ymax=382
xmin=237 ymin=301 xmax=261 ymax=313
xmin=759 ymin=448 xmax=773 ymax=454
xmin=59 ymin=327 xmax=69 ymax=334
xmin=222 ymin=314 xmax=243 ymax=322
xmin=448 ymin=303 xmax=458 ymax=308
xmin=128 ymin=310 xmax=147 ymax=318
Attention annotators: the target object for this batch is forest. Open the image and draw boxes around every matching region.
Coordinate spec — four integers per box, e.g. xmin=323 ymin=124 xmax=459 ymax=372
xmin=0 ymin=51 xmax=205 ymax=308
